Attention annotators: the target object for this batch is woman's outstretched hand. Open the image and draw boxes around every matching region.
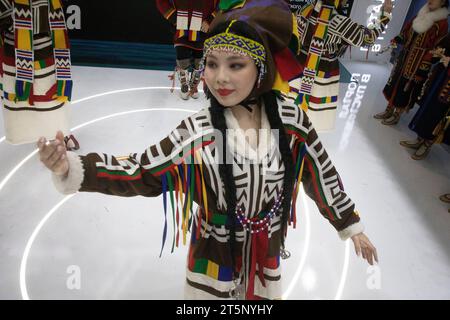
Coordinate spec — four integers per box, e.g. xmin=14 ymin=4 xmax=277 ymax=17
xmin=37 ymin=131 xmax=70 ymax=177
xmin=351 ymin=232 xmax=379 ymax=265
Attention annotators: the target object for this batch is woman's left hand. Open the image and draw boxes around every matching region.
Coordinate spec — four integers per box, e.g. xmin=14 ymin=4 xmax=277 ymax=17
xmin=351 ymin=233 xmax=378 ymax=265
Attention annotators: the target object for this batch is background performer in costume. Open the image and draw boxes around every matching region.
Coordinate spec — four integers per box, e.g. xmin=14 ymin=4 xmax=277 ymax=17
xmin=400 ymin=33 xmax=450 ymax=160
xmin=374 ymin=0 xmax=448 ymax=125
xmin=0 ymin=0 xmax=78 ymax=149
xmin=291 ymin=0 xmax=392 ymax=131
xmin=156 ymin=0 xmax=218 ymax=100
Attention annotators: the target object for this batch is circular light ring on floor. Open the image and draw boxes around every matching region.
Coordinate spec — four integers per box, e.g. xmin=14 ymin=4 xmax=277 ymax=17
xmin=335 ymin=239 xmax=351 ymax=300
xmin=282 ymin=185 xmax=311 ymax=299
xmin=0 ymin=108 xmax=195 ymax=193
xmin=18 ymin=107 xmax=196 ymax=300
xmin=7 ymin=90 xmax=349 ymax=300
xmin=20 ymin=195 xmax=75 ymax=300
xmin=0 ymin=86 xmax=204 ymax=144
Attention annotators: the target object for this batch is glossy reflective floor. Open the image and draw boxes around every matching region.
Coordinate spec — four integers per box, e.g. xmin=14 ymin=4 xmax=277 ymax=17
xmin=0 ymin=61 xmax=449 ymax=300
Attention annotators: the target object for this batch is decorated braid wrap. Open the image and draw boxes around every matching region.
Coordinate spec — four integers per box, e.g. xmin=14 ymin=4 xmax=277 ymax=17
xmin=13 ymin=0 xmax=72 ymax=104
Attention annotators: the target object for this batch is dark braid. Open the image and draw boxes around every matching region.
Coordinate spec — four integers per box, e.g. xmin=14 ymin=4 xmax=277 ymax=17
xmin=209 ymin=97 xmax=238 ymax=273
xmin=262 ymin=91 xmax=295 ymax=247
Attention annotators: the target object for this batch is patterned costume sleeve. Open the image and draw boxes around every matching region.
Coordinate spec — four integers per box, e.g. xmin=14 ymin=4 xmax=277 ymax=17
xmin=0 ymin=0 xmax=12 ymax=34
xmin=295 ymin=4 xmax=313 ymax=39
xmin=329 ymin=11 xmax=391 ymax=47
xmin=53 ymin=110 xmax=216 ymax=251
xmin=156 ymin=0 xmax=177 ymax=25
xmin=79 ymin=123 xmax=213 ymax=203
xmin=282 ymin=101 xmax=363 ymax=240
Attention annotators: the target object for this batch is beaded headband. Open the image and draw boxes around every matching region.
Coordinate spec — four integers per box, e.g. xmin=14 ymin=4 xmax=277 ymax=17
xmin=202 ymin=20 xmax=267 ymax=88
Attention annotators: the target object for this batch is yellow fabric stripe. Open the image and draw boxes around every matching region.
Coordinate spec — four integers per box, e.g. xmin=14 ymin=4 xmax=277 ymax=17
xmin=309 ymin=54 xmax=319 ymax=68
xmin=303 ymin=4 xmax=313 ymax=16
xmin=206 ymin=260 xmax=219 ymax=279
xmin=273 ymin=71 xmax=289 ymax=93
xmin=51 ymin=0 xmax=62 ymax=10
xmin=174 ymin=166 xmax=183 ymax=246
xmin=316 ymin=23 xmax=326 ymax=38
xmin=5 ymin=93 xmax=16 ymax=101
xmin=166 ymin=8 xmax=176 ymax=19
xmin=319 ymin=7 xmax=332 ymax=20
xmin=17 ymin=29 xmax=32 ymax=50
xmin=15 ymin=0 xmax=30 ymax=5
xmin=301 ymin=99 xmax=308 ymax=111
xmin=291 ymin=13 xmax=301 ymax=55
xmin=53 ymin=29 xmax=68 ymax=49
xmin=298 ymin=159 xmax=305 ymax=187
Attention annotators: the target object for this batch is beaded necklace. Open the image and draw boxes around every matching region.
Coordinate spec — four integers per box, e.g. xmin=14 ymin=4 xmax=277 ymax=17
xmin=235 ymin=191 xmax=284 ymax=234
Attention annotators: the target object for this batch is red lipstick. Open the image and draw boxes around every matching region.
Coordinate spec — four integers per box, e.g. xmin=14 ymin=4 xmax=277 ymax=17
xmin=217 ymin=88 xmax=235 ymax=96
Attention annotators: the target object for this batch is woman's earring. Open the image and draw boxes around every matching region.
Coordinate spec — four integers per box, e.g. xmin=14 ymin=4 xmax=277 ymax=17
xmin=256 ymin=63 xmax=265 ymax=89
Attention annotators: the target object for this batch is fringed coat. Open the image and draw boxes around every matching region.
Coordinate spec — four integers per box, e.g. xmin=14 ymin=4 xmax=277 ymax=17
xmin=291 ymin=2 xmax=390 ymax=131
xmin=53 ymin=97 xmax=363 ymax=300
xmin=156 ymin=0 xmax=219 ymax=51
xmin=0 ymin=0 xmax=72 ymax=144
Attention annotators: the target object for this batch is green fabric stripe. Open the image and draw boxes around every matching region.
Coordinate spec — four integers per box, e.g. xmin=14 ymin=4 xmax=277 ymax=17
xmin=38 ymin=59 xmax=46 ymax=69
xmin=149 ymin=137 xmax=211 ymax=174
xmin=211 ymin=213 xmax=227 ymax=226
xmin=306 ymin=154 xmax=338 ymax=220
xmin=284 ymin=124 xmax=308 ymax=139
xmin=193 ymin=258 xmax=208 ymax=274
xmin=97 ymin=168 xmax=141 ymax=177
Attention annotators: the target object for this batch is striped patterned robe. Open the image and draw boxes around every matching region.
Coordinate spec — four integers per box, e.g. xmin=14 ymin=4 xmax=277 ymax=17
xmin=290 ymin=4 xmax=390 ymax=131
xmin=0 ymin=0 xmax=70 ymax=144
xmin=53 ymin=97 xmax=363 ymax=300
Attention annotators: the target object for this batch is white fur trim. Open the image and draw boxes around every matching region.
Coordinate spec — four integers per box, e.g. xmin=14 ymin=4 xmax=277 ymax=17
xmin=338 ymin=221 xmax=365 ymax=241
xmin=412 ymin=5 xmax=449 ymax=34
xmin=51 ymin=151 xmax=84 ymax=195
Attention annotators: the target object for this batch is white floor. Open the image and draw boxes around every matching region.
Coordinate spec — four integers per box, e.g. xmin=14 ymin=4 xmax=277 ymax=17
xmin=0 ymin=61 xmax=449 ymax=300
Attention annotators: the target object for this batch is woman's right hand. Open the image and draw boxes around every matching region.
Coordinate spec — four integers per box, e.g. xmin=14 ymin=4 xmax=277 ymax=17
xmin=382 ymin=0 xmax=393 ymax=14
xmin=37 ymin=130 xmax=70 ymax=177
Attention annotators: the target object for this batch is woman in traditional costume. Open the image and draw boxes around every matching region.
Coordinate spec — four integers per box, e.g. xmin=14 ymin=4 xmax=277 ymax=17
xmin=37 ymin=0 xmax=377 ymax=300
xmin=400 ymin=34 xmax=449 ymax=160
